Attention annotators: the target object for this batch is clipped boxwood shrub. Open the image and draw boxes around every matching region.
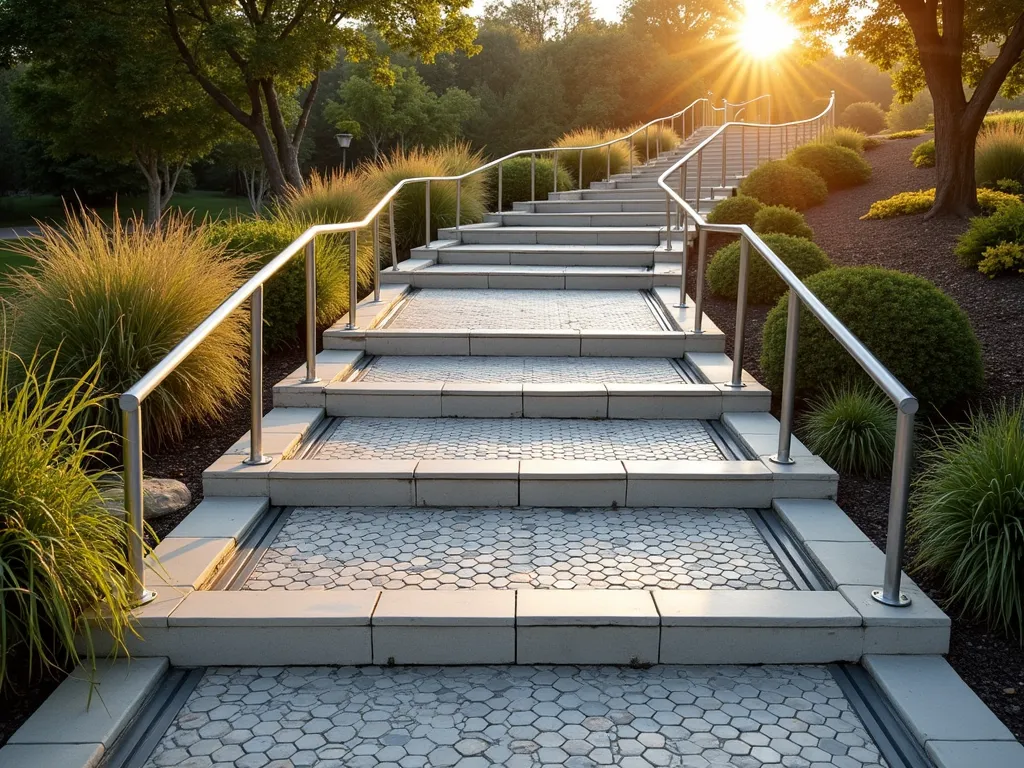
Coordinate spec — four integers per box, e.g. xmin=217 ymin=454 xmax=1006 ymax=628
xmin=954 ymin=200 xmax=1024 ymax=267
xmin=799 ymin=381 xmax=896 ymax=478
xmin=910 ymin=400 xmax=1024 ymax=639
xmin=910 ymin=139 xmax=935 ymax=168
xmin=209 ymin=213 xmax=375 ymax=350
xmin=707 ymin=233 xmax=831 ymax=304
xmin=496 ymin=156 xmax=572 ymax=208
xmin=761 ymin=266 xmax=984 ymax=410
xmin=788 ymin=143 xmax=872 ymax=190
xmin=840 ymin=102 xmax=886 ymax=135
xmin=739 ymin=160 xmax=828 ymax=211
xmin=753 ymin=205 xmax=813 ymax=239
xmin=707 ymin=195 xmax=762 ymax=227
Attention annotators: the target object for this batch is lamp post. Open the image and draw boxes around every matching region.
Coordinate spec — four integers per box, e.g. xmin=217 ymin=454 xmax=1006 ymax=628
xmin=335 ymin=133 xmax=353 ymax=172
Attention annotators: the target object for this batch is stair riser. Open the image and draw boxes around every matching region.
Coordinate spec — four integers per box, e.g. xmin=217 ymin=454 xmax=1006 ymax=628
xmin=486 ymin=213 xmax=677 ymax=227
xmin=324 ymin=332 xmax=726 ymax=356
xmin=380 ymin=271 xmax=659 ymax=290
xmin=453 ymin=230 xmax=662 ymax=246
xmin=433 ymin=250 xmax=656 ymax=267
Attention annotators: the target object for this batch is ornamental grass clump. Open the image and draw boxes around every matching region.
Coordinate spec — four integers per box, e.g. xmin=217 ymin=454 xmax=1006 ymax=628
xmin=799 ymin=382 xmax=896 ymax=477
xmin=208 ymin=212 xmax=376 ymax=349
xmin=787 ymin=143 xmax=872 ymax=190
xmin=910 ymin=139 xmax=935 ymax=168
xmin=910 ymin=401 xmax=1024 ymax=640
xmin=753 ymin=205 xmax=814 ymax=240
xmin=495 ymin=157 xmax=572 ymax=208
xmin=707 ymin=195 xmax=762 ymax=227
xmin=6 ymin=210 xmax=248 ymax=447
xmin=821 ymin=127 xmax=867 ymax=154
xmin=630 ymin=122 xmax=680 ymax=163
xmin=739 ymin=160 xmax=828 ymax=210
xmin=975 ymin=123 xmax=1024 ymax=188
xmin=886 ymin=129 xmax=927 ymax=140
xmin=707 ymin=233 xmax=831 ymax=304
xmin=554 ymin=127 xmax=633 ymax=187
xmin=361 ymin=143 xmax=488 ymax=252
xmin=0 ymin=350 xmax=138 ymax=691
xmin=280 ymin=169 xmax=373 ymax=224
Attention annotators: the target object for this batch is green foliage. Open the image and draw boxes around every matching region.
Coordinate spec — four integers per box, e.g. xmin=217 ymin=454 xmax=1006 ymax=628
xmin=984 ymin=111 xmax=1024 ymax=131
xmin=554 ymin=127 xmax=634 ymax=187
xmin=994 ymin=178 xmax=1024 ymax=196
xmin=862 ymin=136 xmax=883 ymax=150
xmin=799 ymin=382 xmax=896 ymax=478
xmin=887 ymin=129 xmax=927 ymax=139
xmin=739 ymin=160 xmax=828 ymax=211
xmin=495 ymin=157 xmax=571 ymax=208
xmin=753 ymin=206 xmax=814 ymax=239
xmin=280 ymin=170 xmax=372 ymax=225
xmin=839 ymin=102 xmax=886 ymax=135
xmin=631 ymin=122 xmax=680 ymax=163
xmin=910 ymin=139 xmax=935 ymax=168
xmin=911 ymin=401 xmax=1024 ymax=639
xmin=954 ymin=200 xmax=1024 ymax=267
xmin=707 ymin=233 xmax=832 ymax=304
xmin=208 ymin=212 xmax=375 ymax=350
xmin=7 ymin=210 xmax=248 ymax=446
xmin=978 ymin=242 xmax=1024 ymax=278
xmin=761 ymin=266 xmax=984 ymax=410
xmin=886 ymin=90 xmax=933 ymax=132
xmin=862 ymin=188 xmax=1021 ymax=220
xmin=975 ymin=123 xmax=1024 ymax=188
xmin=361 ymin=143 xmax=488 ymax=251
xmin=787 ymin=143 xmax=872 ymax=190
xmin=707 ymin=195 xmax=762 ymax=227
xmin=0 ymin=349 xmax=140 ymax=692
xmin=821 ymin=127 xmax=866 ymax=153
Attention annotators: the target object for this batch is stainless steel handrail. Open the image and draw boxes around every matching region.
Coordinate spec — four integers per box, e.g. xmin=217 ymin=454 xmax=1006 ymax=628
xmin=657 ymin=90 xmax=917 ymax=608
xmin=119 ymin=93 xmax=769 ymax=605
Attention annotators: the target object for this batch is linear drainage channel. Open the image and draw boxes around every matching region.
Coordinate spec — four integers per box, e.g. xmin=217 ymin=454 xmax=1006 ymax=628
xmin=105 ymin=664 xmax=929 ymax=768
xmin=213 ymin=505 xmax=820 ymax=595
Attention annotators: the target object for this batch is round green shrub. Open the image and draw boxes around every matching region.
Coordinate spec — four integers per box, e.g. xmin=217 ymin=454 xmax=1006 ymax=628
xmin=788 ymin=143 xmax=872 ymax=190
xmin=822 ymin=127 xmax=867 ymax=153
xmin=798 ymin=381 xmax=896 ymax=477
xmin=839 ymin=102 xmax=887 ymax=135
xmin=910 ymin=139 xmax=935 ymax=168
xmin=707 ymin=195 xmax=763 ymax=227
xmin=496 ymin=157 xmax=572 ymax=208
xmin=739 ymin=160 xmax=828 ymax=211
xmin=761 ymin=266 xmax=984 ymax=410
xmin=208 ymin=213 xmax=375 ymax=350
xmin=954 ymin=199 xmax=1024 ymax=268
xmin=910 ymin=400 xmax=1024 ymax=639
xmin=706 ymin=233 xmax=832 ymax=304
xmin=753 ymin=205 xmax=814 ymax=239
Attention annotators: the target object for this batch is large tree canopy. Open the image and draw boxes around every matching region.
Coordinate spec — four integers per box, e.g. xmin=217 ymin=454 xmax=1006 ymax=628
xmin=807 ymin=0 xmax=1024 ymax=216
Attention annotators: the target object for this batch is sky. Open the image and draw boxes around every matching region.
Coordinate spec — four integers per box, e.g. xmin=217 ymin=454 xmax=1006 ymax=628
xmin=470 ymin=0 xmax=624 ymax=24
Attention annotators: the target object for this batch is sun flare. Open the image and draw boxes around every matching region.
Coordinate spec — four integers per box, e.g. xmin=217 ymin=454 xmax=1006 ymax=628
xmin=737 ymin=2 xmax=798 ymax=60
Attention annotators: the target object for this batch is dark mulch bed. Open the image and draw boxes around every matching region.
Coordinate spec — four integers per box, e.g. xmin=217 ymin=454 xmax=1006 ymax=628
xmin=683 ymin=135 xmax=1023 ymax=740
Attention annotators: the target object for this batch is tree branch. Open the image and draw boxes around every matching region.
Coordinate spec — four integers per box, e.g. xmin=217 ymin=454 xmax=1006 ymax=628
xmin=291 ymin=74 xmax=320 ymax=146
xmin=965 ymin=11 xmax=1024 ymax=127
xmin=260 ymin=78 xmax=293 ymax=164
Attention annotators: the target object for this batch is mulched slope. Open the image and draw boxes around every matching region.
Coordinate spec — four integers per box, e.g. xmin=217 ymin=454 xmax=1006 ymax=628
xmin=686 ymin=134 xmax=1023 ymax=740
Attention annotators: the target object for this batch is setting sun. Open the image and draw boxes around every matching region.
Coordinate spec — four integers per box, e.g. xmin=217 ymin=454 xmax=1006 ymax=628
xmin=737 ymin=1 xmax=798 ymax=59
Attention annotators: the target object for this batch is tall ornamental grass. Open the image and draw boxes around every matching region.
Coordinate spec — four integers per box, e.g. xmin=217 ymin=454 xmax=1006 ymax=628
xmin=361 ymin=143 xmax=488 ymax=252
xmin=495 ymin=157 xmax=572 ymax=208
xmin=280 ymin=170 xmax=373 ymax=225
xmin=554 ymin=127 xmax=634 ymax=188
xmin=911 ymin=401 xmax=1024 ymax=640
xmin=630 ymin=122 xmax=680 ymax=163
xmin=0 ymin=350 xmax=138 ymax=691
xmin=822 ymin=127 xmax=867 ymax=154
xmin=975 ymin=123 xmax=1024 ymax=188
xmin=799 ymin=382 xmax=896 ymax=477
xmin=6 ymin=211 xmax=248 ymax=446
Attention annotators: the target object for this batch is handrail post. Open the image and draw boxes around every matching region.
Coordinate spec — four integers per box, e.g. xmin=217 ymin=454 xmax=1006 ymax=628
xmin=346 ymin=230 xmax=358 ymax=330
xmin=424 ymin=180 xmax=431 ymax=248
xmin=656 ymin=124 xmax=661 ymax=158
xmin=302 ymin=239 xmax=318 ymax=383
xmin=389 ymin=200 xmax=397 ymax=270
xmin=553 ymin=150 xmax=558 ymax=193
xmin=578 ymin=149 xmax=584 ymax=190
xmin=722 ymin=97 xmax=727 ymax=124
xmin=693 ymin=227 xmax=707 ymax=333
xmin=741 ymin=125 xmax=746 ymax=176
xmin=873 ymin=409 xmax=915 ymax=607
xmin=497 ymin=163 xmax=503 ymax=212
xmin=606 ymin=144 xmax=611 ymax=180
xmin=530 ymin=154 xmax=536 ymax=201
xmin=677 ymin=209 xmax=688 ymax=308
xmin=665 ymin=192 xmax=673 ymax=252
xmin=123 ymin=407 xmax=155 ymax=606
xmin=373 ymin=215 xmax=381 ymax=303
xmin=456 ymin=178 xmax=462 ymax=230
xmin=645 ymin=125 xmax=650 ymax=164
xmin=767 ymin=95 xmax=772 ymax=125
xmin=726 ymin=237 xmax=750 ymax=388
xmin=721 ymin=125 xmax=727 ymax=189
xmin=695 ymin=151 xmax=703 ymax=207
xmin=772 ymin=289 xmax=800 ymax=464
xmin=628 ymin=136 xmax=634 ymax=175
xmin=245 ymin=284 xmax=272 ymax=465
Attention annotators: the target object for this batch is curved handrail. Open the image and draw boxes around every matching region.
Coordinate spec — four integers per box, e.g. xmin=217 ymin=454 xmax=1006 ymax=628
xmin=655 ymin=90 xmax=918 ymax=609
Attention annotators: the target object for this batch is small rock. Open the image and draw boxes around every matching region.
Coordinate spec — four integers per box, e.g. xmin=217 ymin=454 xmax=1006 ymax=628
xmin=1004 ymin=688 xmax=1016 ymax=695
xmin=102 ymin=478 xmax=191 ymax=521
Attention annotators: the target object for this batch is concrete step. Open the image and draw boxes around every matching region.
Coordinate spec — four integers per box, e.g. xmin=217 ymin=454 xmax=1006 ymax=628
xmin=379 ymin=264 xmax=676 ymax=291
xmin=424 ymin=243 xmax=660 ymax=267
xmin=484 ymin=211 xmax=678 ymax=228
xmin=438 ymin=225 xmax=663 ymax=246
xmin=511 ymin=198 xmax=718 ymax=215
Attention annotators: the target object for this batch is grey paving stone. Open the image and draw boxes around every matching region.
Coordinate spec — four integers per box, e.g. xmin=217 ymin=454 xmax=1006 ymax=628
xmin=360 ymin=356 xmax=689 ymax=384
xmin=387 ymin=289 xmax=661 ymax=331
xmin=242 ymin=506 xmax=794 ymax=591
xmin=314 ymin=418 xmax=724 ymax=461
xmin=143 ymin=666 xmax=887 ymax=767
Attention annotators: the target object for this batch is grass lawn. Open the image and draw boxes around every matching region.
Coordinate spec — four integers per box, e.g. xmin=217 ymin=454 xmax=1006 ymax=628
xmin=0 ymin=241 xmax=35 ymax=294
xmin=0 ymin=191 xmax=254 ymax=227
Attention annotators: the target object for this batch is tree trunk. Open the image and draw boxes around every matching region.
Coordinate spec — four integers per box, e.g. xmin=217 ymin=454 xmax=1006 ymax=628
xmin=927 ymin=85 xmax=978 ymax=218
